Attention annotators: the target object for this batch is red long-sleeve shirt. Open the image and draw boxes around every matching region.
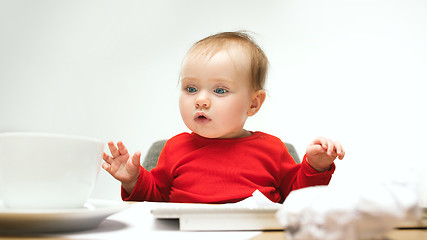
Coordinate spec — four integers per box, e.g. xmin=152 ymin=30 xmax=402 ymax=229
xmin=122 ymin=131 xmax=335 ymax=203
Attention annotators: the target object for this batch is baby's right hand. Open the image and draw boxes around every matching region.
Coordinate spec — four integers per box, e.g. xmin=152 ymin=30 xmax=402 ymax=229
xmin=102 ymin=141 xmax=141 ymax=194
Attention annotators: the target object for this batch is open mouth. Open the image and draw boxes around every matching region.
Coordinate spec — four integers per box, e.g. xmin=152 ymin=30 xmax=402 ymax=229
xmin=194 ymin=112 xmax=211 ymax=124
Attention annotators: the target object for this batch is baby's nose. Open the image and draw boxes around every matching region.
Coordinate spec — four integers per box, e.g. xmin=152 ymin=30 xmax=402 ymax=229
xmin=195 ymin=91 xmax=211 ymax=109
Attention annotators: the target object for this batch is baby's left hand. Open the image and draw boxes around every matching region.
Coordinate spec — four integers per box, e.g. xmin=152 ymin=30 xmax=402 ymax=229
xmin=306 ymin=136 xmax=345 ymax=172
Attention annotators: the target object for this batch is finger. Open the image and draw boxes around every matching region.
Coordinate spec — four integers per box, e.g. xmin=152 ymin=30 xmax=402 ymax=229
xmin=326 ymin=139 xmax=335 ymax=156
xmin=102 ymin=152 xmax=109 ymax=161
xmin=117 ymin=141 xmax=129 ymax=155
xmin=338 ymin=150 xmax=346 ymax=160
xmin=108 ymin=141 xmax=120 ymax=158
xmin=102 ymin=162 xmax=111 ymax=172
xmin=103 ymin=152 xmax=114 ymax=164
xmin=312 ymin=137 xmax=328 ymax=150
xmin=330 ymin=141 xmax=345 ymax=160
xmin=131 ymin=151 xmax=141 ymax=166
xmin=333 ymin=141 xmax=344 ymax=159
xmin=338 ymin=146 xmax=346 ymax=160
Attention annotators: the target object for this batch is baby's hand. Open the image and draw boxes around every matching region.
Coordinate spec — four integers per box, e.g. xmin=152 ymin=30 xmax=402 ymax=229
xmin=306 ymin=137 xmax=345 ymax=172
xmin=102 ymin=141 xmax=141 ymax=193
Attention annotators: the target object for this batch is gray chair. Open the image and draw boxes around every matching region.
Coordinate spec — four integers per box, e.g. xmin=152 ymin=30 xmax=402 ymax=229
xmin=142 ymin=139 xmax=301 ymax=171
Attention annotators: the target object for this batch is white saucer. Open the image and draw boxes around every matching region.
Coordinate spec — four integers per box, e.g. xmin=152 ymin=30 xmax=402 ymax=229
xmin=0 ymin=199 xmax=129 ymax=233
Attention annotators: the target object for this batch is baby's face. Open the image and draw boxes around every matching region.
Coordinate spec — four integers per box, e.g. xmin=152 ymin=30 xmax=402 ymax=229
xmin=179 ymin=47 xmax=254 ymax=138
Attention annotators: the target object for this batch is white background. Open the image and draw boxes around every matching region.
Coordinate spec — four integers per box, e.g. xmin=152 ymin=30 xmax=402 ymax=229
xmin=1 ymin=0 xmax=426 ymax=204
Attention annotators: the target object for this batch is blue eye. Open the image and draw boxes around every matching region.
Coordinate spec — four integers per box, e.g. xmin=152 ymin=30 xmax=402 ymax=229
xmin=214 ymin=88 xmax=228 ymax=94
xmin=186 ymin=87 xmax=197 ymax=93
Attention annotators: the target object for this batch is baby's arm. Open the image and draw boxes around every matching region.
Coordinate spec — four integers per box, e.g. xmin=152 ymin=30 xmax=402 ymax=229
xmin=102 ymin=141 xmax=141 ymax=194
xmin=305 ymin=137 xmax=345 ymax=172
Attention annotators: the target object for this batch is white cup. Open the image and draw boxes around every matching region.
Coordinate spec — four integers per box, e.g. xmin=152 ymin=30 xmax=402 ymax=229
xmin=0 ymin=132 xmax=104 ymax=209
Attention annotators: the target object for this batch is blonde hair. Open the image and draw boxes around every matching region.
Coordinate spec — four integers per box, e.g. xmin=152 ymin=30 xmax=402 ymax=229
xmin=185 ymin=31 xmax=269 ymax=91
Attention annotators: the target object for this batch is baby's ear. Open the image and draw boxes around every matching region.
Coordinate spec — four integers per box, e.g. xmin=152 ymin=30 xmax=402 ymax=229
xmin=247 ymin=90 xmax=266 ymax=116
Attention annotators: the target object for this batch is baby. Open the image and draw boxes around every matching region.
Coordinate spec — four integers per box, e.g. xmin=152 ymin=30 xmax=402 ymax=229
xmin=103 ymin=31 xmax=345 ymax=203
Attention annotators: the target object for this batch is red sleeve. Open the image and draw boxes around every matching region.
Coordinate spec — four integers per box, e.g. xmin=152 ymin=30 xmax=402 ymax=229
xmin=121 ymin=143 xmax=174 ymax=202
xmin=121 ymin=166 xmax=167 ymax=202
xmin=279 ymin=153 xmax=335 ymax=202
xmin=295 ymin=154 xmax=335 ymax=188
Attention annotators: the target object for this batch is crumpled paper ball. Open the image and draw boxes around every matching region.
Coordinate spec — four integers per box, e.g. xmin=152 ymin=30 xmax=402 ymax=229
xmin=276 ymin=170 xmax=422 ymax=240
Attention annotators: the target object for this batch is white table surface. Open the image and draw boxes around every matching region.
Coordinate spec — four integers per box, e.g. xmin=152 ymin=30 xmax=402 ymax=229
xmin=48 ymin=202 xmax=266 ymax=240
xmin=1 ymin=201 xmax=426 ymax=240
xmin=3 ymin=200 xmax=425 ymax=240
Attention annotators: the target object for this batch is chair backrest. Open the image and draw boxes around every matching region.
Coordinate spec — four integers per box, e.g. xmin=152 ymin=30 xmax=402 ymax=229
xmin=142 ymin=139 xmax=301 ymax=171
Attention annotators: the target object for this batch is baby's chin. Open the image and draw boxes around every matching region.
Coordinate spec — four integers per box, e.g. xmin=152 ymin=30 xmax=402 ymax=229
xmin=193 ymin=129 xmax=249 ymax=139
xmin=193 ymin=131 xmax=221 ymax=139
